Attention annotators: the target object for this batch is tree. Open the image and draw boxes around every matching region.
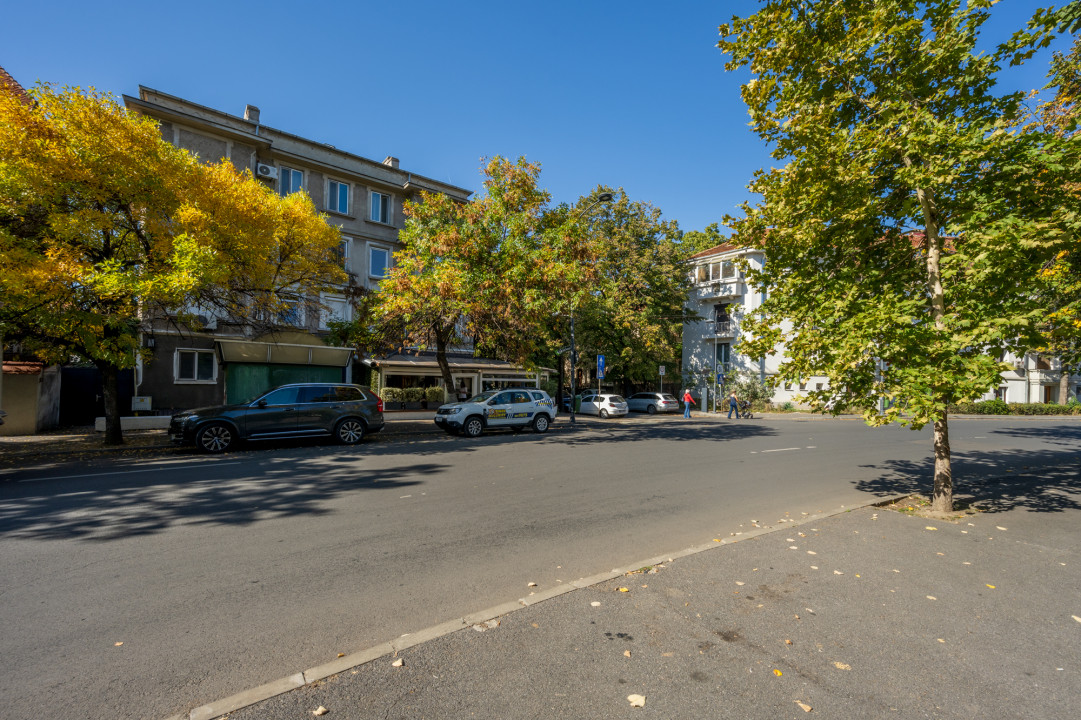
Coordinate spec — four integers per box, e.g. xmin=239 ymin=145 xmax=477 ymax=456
xmin=680 ymin=222 xmax=729 ymax=255
xmin=0 ymin=84 xmax=345 ymax=443
xmin=719 ymin=0 xmax=1081 ymax=512
xmin=372 ymin=157 xmax=594 ymax=390
xmin=567 ymin=189 xmax=690 ymax=391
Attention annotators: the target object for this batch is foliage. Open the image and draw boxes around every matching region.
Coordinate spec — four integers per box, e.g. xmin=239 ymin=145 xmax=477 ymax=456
xmin=727 ymin=368 xmax=773 ymax=405
xmin=564 ymin=189 xmax=691 ymax=387
xmin=680 ymin=222 xmax=728 ymax=255
xmin=0 ymin=84 xmax=344 ymax=443
xmin=403 ymin=387 xmax=425 ymax=403
xmin=718 ymin=0 xmax=1081 ymax=511
xmin=370 ymin=156 xmax=593 ymax=390
xmin=379 ymin=386 xmax=402 ymax=403
xmin=425 ymin=385 xmax=447 ymax=404
xmin=949 ymin=399 xmax=1080 ymax=415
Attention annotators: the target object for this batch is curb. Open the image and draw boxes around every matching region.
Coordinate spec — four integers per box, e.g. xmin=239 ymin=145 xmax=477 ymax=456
xmin=170 ymin=499 xmax=881 ymax=720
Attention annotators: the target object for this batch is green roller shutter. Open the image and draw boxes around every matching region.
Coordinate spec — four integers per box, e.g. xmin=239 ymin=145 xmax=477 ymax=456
xmin=225 ymin=364 xmax=343 ymax=404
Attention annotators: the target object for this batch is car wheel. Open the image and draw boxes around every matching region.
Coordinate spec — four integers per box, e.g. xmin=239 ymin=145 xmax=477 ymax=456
xmin=599 ymin=409 xmax=609 ymax=419
xmin=335 ymin=418 xmax=366 ymax=445
xmin=196 ymin=422 xmax=234 ymax=453
xmin=463 ymin=416 xmax=484 ymax=438
xmin=647 ymin=404 xmax=657 ymax=415
xmin=532 ymin=414 xmax=550 ymax=433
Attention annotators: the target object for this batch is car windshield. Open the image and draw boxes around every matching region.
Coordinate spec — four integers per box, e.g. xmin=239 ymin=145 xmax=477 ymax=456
xmin=661 ymin=394 xmax=677 ymax=401
xmin=608 ymin=396 xmax=626 ymax=403
xmin=467 ymin=391 xmax=498 ymax=403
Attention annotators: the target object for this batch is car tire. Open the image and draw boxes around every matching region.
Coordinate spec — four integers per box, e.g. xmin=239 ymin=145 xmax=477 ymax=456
xmin=599 ymin=409 xmax=609 ymax=419
xmin=335 ymin=418 xmax=366 ymax=445
xmin=532 ymin=414 xmax=550 ymax=433
xmin=463 ymin=416 xmax=484 ymax=438
xmin=647 ymin=404 xmax=657 ymax=415
xmin=196 ymin=422 xmax=234 ymax=453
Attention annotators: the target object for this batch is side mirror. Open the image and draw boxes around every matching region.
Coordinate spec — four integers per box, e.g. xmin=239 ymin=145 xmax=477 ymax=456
xmin=257 ymin=399 xmax=268 ymax=408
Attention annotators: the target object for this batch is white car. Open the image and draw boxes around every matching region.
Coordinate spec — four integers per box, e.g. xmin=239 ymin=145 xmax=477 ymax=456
xmin=434 ymin=388 xmax=557 ymax=437
xmin=625 ymin=392 xmax=680 ymax=414
xmin=578 ymin=393 xmax=629 ymax=418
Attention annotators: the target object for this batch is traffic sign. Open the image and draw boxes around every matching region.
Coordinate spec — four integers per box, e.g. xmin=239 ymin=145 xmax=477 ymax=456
xmin=597 ymin=355 xmax=606 ymax=379
xmin=658 ymin=365 xmax=666 ymax=376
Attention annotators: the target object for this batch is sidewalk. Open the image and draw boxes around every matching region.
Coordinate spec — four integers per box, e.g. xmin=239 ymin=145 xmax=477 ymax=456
xmin=185 ymin=495 xmax=1079 ymax=720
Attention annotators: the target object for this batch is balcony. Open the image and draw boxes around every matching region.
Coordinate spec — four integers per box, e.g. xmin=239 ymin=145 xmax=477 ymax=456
xmin=707 ymin=320 xmax=736 ymax=338
xmin=698 ymin=280 xmax=743 ymax=300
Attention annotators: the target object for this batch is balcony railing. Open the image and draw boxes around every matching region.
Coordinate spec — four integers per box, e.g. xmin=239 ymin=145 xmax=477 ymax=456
xmin=710 ymin=320 xmax=735 ymax=337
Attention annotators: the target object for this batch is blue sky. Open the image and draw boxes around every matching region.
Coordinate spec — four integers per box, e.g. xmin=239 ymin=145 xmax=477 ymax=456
xmin=3 ymin=0 xmax=1072 ymax=233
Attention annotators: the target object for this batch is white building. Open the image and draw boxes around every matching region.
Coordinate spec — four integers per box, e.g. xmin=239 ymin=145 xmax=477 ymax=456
xmin=681 ymin=243 xmax=1078 ymax=408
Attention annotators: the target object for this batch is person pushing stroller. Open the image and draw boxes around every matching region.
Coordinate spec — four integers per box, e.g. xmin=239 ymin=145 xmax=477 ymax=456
xmin=727 ymin=391 xmax=740 ymax=419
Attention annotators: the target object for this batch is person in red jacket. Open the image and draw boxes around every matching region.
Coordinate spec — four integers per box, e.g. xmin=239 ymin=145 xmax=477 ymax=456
xmin=682 ymin=388 xmax=695 ymax=419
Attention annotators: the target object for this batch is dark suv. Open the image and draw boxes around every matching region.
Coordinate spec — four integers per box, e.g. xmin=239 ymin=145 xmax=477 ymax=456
xmin=170 ymin=383 xmax=384 ymax=453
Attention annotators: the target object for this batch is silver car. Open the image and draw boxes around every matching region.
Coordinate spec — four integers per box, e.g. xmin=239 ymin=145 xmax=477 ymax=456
xmin=578 ymin=393 xmax=629 ymax=418
xmin=626 ymin=392 xmax=680 ymax=414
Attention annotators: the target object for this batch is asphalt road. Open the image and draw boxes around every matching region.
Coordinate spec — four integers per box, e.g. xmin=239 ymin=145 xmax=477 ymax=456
xmin=0 ymin=414 xmax=1077 ymax=720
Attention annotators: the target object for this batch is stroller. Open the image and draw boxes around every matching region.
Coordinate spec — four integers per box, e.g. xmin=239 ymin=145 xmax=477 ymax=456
xmin=737 ymin=400 xmax=753 ymax=419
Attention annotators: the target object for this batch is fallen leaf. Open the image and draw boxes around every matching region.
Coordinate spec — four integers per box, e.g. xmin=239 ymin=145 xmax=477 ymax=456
xmin=938 ymin=638 xmax=946 ymax=643
xmin=810 ymin=565 xmax=819 ymax=570
xmin=662 ymin=652 xmax=674 ymax=657
xmin=114 ymin=642 xmax=124 ymax=647
xmin=735 ymin=581 xmax=745 ymax=586
xmin=313 ymin=707 xmax=329 ymax=717
xmin=773 ymin=669 xmax=783 ymax=676
xmin=789 ymin=546 xmax=799 ymax=550
xmin=624 ymin=650 xmax=632 ymax=657
xmin=337 ymin=653 xmax=345 ymax=658
xmin=986 ymin=584 xmax=996 ymax=589
xmin=927 ymin=596 xmax=937 ymax=601
xmin=591 ymin=601 xmax=601 ymax=607
xmin=996 ymin=526 xmax=1007 ymax=531
xmin=713 ymin=538 xmax=721 ymax=542
xmin=528 ymin=582 xmax=537 ymax=587
xmin=785 ymin=639 xmax=793 ymax=645
xmin=807 ymin=551 xmax=817 ymax=555
xmin=834 ymin=570 xmax=844 ymax=575
xmin=391 ymin=658 xmax=403 ymax=667
xmin=834 ymin=661 xmax=851 ymax=670
xmin=618 ymin=587 xmax=629 ymax=593
xmin=925 ymin=526 xmax=938 ymax=531
xmin=532 ymin=623 xmax=539 ymax=628
xmin=627 ymin=694 xmax=646 ymax=708
xmin=1072 ymin=615 xmax=1081 ymax=623
xmin=796 ymin=700 xmax=813 ymax=712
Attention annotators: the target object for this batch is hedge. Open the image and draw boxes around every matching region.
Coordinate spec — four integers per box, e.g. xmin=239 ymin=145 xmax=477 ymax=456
xmin=948 ymin=400 xmax=1080 ymax=416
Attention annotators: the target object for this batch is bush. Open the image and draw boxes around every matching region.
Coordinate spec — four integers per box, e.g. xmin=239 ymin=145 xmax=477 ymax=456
xmin=948 ymin=399 xmax=1079 ymax=415
xmin=426 ymin=385 xmax=447 ymax=404
xmin=403 ymin=387 xmax=425 ymax=403
xmin=379 ymin=387 xmax=402 ymax=403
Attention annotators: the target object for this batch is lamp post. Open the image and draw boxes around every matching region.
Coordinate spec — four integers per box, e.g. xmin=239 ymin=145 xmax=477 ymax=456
xmin=564 ymin=191 xmax=614 ymax=426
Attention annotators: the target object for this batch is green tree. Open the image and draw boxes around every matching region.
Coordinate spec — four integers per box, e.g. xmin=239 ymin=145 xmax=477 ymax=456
xmin=373 ymin=157 xmax=594 ymax=390
xmin=680 ymin=222 xmax=729 ymax=255
xmin=719 ymin=0 xmax=1081 ymax=512
xmin=568 ymin=189 xmax=690 ymax=390
xmin=0 ymin=84 xmax=344 ymax=443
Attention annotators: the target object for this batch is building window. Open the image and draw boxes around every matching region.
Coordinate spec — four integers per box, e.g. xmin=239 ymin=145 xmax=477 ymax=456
xmin=370 ymin=246 xmax=390 ymax=278
xmin=370 ymin=191 xmax=391 ymax=224
xmin=321 ymin=294 xmax=349 ymax=328
xmin=279 ymin=167 xmax=304 ymax=196
xmin=277 ymin=301 xmax=304 ymax=326
xmin=328 ymin=179 xmax=349 ymax=214
xmin=696 ymin=260 xmax=738 ymax=284
xmin=337 ymin=236 xmax=351 ymax=265
xmin=176 ymin=349 xmax=216 ymax=383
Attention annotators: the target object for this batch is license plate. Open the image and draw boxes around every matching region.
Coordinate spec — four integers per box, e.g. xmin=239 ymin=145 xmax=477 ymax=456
xmin=434 ymin=416 xmax=444 ymax=423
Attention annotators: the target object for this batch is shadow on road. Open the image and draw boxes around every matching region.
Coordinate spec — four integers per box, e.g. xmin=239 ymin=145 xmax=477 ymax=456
xmin=0 ymin=453 xmax=444 ymax=543
xmin=853 ymin=445 xmax=1081 ymax=514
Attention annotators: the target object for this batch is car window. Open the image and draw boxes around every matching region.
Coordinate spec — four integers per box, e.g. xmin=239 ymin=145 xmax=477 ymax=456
xmin=259 ymin=387 xmax=299 ymax=406
xmin=491 ymin=392 xmax=513 ymax=405
xmin=511 ymin=391 xmax=531 ymax=404
xmin=334 ymin=386 xmax=364 ymax=402
xmin=661 ymin=394 xmax=677 ymax=401
xmin=629 ymin=393 xmax=645 ymax=400
xmin=298 ymin=385 xmax=336 ymax=403
xmin=469 ymin=391 xmax=497 ymax=403
xmin=530 ymin=391 xmax=545 ymax=401
xmin=610 ymin=395 xmax=626 ymax=403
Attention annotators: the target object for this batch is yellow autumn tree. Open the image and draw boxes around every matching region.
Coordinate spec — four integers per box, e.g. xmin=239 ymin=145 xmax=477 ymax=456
xmin=0 ymin=84 xmax=344 ymax=443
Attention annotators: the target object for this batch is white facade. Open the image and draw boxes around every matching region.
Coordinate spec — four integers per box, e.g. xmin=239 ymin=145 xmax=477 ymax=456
xmin=681 ymin=244 xmax=1079 ymax=407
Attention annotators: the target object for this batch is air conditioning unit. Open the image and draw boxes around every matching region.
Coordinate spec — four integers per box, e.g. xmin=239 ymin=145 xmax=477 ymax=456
xmin=1013 ymin=359 xmax=1025 ymax=373
xmin=256 ymin=163 xmax=278 ymax=180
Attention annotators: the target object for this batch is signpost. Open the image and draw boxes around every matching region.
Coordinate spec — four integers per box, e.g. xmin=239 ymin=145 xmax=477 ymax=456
xmin=597 ymin=355 xmax=605 ymax=395
xmin=658 ymin=364 xmax=665 ymax=393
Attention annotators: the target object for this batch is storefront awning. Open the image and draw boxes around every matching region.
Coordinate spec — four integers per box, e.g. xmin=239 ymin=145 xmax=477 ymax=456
xmin=216 ymin=339 xmax=353 ymax=367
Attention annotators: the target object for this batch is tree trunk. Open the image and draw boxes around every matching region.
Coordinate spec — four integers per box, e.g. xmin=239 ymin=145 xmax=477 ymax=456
xmin=434 ymin=329 xmax=455 ymax=397
xmin=931 ymin=415 xmax=953 ymax=513
xmin=1058 ymin=362 xmax=1070 ymax=404
xmin=99 ymin=363 xmax=124 ymax=446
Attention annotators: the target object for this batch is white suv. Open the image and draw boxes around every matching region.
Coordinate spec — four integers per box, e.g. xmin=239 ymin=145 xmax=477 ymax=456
xmin=434 ymin=388 xmax=557 ymax=437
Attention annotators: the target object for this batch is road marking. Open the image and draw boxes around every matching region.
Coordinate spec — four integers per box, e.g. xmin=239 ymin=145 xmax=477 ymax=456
xmin=761 ymin=447 xmax=801 ymax=453
xmin=13 ymin=460 xmax=242 ymax=483
xmin=805 ymin=446 xmax=817 ymax=449
xmin=400 ymin=495 xmax=412 ymax=499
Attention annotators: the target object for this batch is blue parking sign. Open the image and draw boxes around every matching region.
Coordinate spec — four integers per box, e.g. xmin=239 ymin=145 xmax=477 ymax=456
xmin=597 ymin=355 xmax=606 ymax=379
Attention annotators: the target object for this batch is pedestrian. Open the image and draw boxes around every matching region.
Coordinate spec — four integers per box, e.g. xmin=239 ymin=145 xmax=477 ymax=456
xmin=682 ymin=388 xmax=695 ymax=419
xmin=728 ymin=391 xmax=740 ymax=419
xmin=457 ymin=384 xmax=469 ymax=402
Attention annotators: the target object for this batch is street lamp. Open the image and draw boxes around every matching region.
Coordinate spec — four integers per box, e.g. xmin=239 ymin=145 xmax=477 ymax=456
xmin=562 ymin=191 xmax=614 ymax=426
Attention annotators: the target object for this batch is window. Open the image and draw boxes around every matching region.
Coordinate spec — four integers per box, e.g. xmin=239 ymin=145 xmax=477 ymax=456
xmin=337 ymin=237 xmax=351 ymax=264
xmin=715 ymin=342 xmax=730 ymax=366
xmin=370 ymin=191 xmax=391 ymax=223
xmin=369 ymin=246 xmax=390 ymax=278
xmin=277 ymin=301 xmax=304 ymax=326
xmin=328 ymin=180 xmax=349 ymax=214
xmin=258 ymin=387 xmax=299 ymax=406
xmin=279 ymin=167 xmax=304 ymax=196
xmin=176 ymin=349 xmax=216 ymax=383
xmin=321 ymin=294 xmax=349 ymax=328
xmin=696 ymin=260 xmax=738 ymax=283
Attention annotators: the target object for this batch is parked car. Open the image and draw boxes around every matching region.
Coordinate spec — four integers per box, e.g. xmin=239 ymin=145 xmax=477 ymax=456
xmin=434 ymin=388 xmax=557 ymax=437
xmin=578 ymin=393 xmax=629 ymax=418
xmin=626 ymin=392 xmax=680 ymax=414
xmin=169 ymin=383 xmax=384 ymax=453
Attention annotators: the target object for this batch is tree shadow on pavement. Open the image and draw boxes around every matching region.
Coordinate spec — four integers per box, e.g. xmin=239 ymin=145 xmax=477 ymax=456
xmin=853 ymin=445 xmax=1081 ymax=514
xmin=0 ymin=455 xmax=443 ymax=543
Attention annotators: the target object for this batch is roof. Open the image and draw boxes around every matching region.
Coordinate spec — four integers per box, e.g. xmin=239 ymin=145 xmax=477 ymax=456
xmin=365 ymin=352 xmax=541 ymax=373
xmin=2 ymin=362 xmax=47 ymax=375
xmin=688 ymin=243 xmax=742 ymax=260
xmin=0 ymin=65 xmax=32 ymax=105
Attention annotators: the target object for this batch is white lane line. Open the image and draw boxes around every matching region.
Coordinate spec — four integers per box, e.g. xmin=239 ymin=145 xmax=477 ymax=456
xmin=805 ymin=445 xmax=817 ymax=449
xmin=760 ymin=447 xmax=801 ymax=453
xmin=13 ymin=461 xmax=242 ymax=483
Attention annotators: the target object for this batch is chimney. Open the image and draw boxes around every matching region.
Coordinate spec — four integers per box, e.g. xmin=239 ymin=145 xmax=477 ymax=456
xmin=244 ymin=104 xmax=260 ymax=123
xmin=383 ymin=156 xmax=400 ymax=169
